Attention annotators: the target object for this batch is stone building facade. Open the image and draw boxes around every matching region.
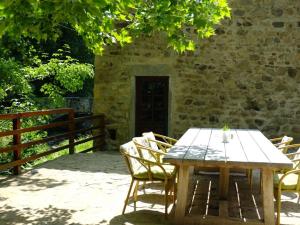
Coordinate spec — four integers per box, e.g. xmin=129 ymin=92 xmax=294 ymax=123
xmin=93 ymin=0 xmax=300 ymax=150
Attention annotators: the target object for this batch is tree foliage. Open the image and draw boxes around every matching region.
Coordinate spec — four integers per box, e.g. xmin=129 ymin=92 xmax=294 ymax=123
xmin=26 ymin=46 xmax=94 ymax=105
xmin=0 ymin=0 xmax=230 ymax=53
xmin=0 ymin=46 xmax=94 ymax=111
xmin=0 ymin=58 xmax=31 ymax=103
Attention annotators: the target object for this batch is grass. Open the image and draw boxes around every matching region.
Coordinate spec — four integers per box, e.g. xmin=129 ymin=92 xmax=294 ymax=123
xmin=0 ymin=117 xmax=98 ymax=175
xmin=25 ymin=138 xmax=94 ymax=169
xmin=75 ymin=139 xmax=94 ymax=153
xmin=0 ymin=135 xmax=94 ymax=175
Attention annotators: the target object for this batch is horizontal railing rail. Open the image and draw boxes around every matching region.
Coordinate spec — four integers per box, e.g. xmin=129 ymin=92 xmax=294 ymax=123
xmin=0 ymin=108 xmax=105 ymax=175
xmin=0 ymin=108 xmax=74 ymax=120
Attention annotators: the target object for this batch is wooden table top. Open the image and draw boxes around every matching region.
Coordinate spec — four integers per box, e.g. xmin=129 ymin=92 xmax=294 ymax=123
xmin=163 ymin=128 xmax=293 ymax=169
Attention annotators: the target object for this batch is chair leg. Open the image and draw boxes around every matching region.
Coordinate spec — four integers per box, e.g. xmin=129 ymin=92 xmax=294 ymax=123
xmin=142 ymin=181 xmax=146 ymax=194
xmin=164 ymin=181 xmax=169 ymax=217
xmin=122 ymin=179 xmax=135 ymax=215
xmin=133 ymin=180 xmax=139 ymax=212
xmin=274 ymin=189 xmax=278 ymax=200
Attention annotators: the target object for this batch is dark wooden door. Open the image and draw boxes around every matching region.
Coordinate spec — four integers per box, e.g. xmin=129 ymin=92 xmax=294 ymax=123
xmin=135 ymin=76 xmax=169 ymax=136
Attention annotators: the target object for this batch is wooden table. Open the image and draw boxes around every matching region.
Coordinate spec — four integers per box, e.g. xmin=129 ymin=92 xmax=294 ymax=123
xmin=163 ymin=128 xmax=293 ymax=225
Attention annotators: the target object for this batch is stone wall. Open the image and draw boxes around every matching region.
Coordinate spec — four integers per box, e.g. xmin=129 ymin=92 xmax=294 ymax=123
xmin=93 ymin=0 xmax=300 ymax=150
xmin=36 ymin=97 xmax=93 ymax=113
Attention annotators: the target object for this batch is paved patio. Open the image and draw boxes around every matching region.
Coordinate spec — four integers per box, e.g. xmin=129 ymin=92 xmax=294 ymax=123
xmin=0 ymin=151 xmax=299 ymax=225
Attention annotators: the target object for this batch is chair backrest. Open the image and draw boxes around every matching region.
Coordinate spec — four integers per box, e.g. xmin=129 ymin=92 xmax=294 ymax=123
xmin=120 ymin=141 xmax=142 ymax=175
xmin=294 ymin=148 xmax=300 ymax=161
xmin=281 ymin=136 xmax=293 ymax=144
xmin=132 ymin=136 xmax=150 ymax=148
xmin=279 ymin=136 xmax=293 ymax=153
xmin=132 ymin=136 xmax=156 ymax=161
xmin=293 ymin=148 xmax=300 ymax=170
xmin=142 ymin=132 xmax=159 ymax=151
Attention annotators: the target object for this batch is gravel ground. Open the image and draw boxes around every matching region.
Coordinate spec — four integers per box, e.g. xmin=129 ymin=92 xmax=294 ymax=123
xmin=0 ymin=151 xmax=299 ymax=225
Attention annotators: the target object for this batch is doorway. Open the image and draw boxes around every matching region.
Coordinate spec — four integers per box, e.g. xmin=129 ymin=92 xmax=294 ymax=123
xmin=135 ymin=76 xmax=169 ymax=136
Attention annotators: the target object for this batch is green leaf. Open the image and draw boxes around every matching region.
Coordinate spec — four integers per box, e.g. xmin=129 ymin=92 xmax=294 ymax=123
xmin=0 ymin=0 xmax=231 ymax=53
xmin=186 ymin=40 xmax=195 ymax=51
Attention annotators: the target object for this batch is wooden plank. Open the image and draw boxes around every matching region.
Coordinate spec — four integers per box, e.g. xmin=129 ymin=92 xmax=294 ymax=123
xmin=248 ymin=130 xmax=292 ymax=169
xmin=224 ymin=129 xmax=248 ymax=166
xmin=184 ymin=128 xmax=212 ymax=162
xmin=74 ymin=114 xmax=104 ymax=123
xmin=0 ymin=134 xmax=104 ymax=172
xmin=236 ymin=129 xmax=269 ymax=166
xmin=175 ymin=128 xmax=201 ymax=146
xmin=0 ymin=121 xmax=69 ymax=138
xmin=204 ymin=129 xmax=226 ymax=165
xmin=0 ymin=108 xmax=73 ymax=120
xmin=163 ymin=128 xmax=200 ymax=164
xmin=0 ymin=126 xmax=104 ymax=154
xmin=262 ymin=168 xmax=275 ymax=225
xmin=175 ymin=165 xmax=190 ymax=225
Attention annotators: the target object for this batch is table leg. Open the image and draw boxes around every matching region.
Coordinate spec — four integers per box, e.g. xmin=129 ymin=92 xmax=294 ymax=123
xmin=175 ymin=165 xmax=190 ymax=224
xmin=262 ymin=168 xmax=275 ymax=225
xmin=219 ymin=167 xmax=229 ymax=200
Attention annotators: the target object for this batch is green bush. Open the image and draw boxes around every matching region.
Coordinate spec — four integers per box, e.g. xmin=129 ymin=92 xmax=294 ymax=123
xmin=0 ymin=45 xmax=94 ymax=174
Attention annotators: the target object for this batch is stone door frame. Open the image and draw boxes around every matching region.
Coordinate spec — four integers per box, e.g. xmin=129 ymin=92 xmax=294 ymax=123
xmin=128 ymin=64 xmax=174 ymax=138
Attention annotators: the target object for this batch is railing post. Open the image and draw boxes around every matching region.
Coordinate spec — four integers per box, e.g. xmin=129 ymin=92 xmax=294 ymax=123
xmin=13 ymin=117 xmax=21 ymax=175
xmin=68 ymin=109 xmax=75 ymax=154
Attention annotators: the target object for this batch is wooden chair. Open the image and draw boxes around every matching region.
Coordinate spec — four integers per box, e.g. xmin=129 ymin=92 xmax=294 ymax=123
xmin=142 ymin=132 xmax=177 ymax=153
xmin=274 ymin=147 xmax=300 ymax=225
xmin=270 ymin=136 xmax=294 ymax=154
xmin=133 ymin=136 xmax=167 ymax=162
xmin=278 ymin=144 xmax=300 ymax=172
xmin=120 ymin=141 xmax=177 ymax=216
xmin=249 ymin=136 xmax=294 ymax=190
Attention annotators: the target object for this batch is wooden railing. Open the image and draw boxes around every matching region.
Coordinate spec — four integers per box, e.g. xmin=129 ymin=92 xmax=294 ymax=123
xmin=0 ymin=108 xmax=105 ymax=175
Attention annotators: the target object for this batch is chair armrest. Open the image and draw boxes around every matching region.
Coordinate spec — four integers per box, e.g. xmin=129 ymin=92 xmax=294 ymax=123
xmin=149 ymin=139 xmax=173 ymax=148
xmin=275 ymin=141 xmax=290 ymax=147
xmin=127 ymin=153 xmax=171 ymax=180
xmin=136 ymin=144 xmax=167 ymax=156
xmin=274 ymin=144 xmax=300 ymax=149
xmin=153 ymin=133 xmax=178 ymax=145
xmin=278 ymin=144 xmax=300 ymax=156
xmin=270 ymin=137 xmax=283 ymax=142
xmin=134 ymin=142 xmax=167 ymax=163
xmin=148 ymin=139 xmax=172 ymax=152
xmin=128 ymin=153 xmax=160 ymax=165
xmin=280 ymin=144 xmax=300 ymax=150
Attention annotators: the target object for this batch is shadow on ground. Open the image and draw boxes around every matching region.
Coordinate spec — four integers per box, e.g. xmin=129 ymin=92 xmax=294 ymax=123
xmin=0 ymin=176 xmax=68 ymax=192
xmin=280 ymin=201 xmax=300 ymax=217
xmin=110 ymin=210 xmax=172 ymax=225
xmin=0 ymin=205 xmax=81 ymax=225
